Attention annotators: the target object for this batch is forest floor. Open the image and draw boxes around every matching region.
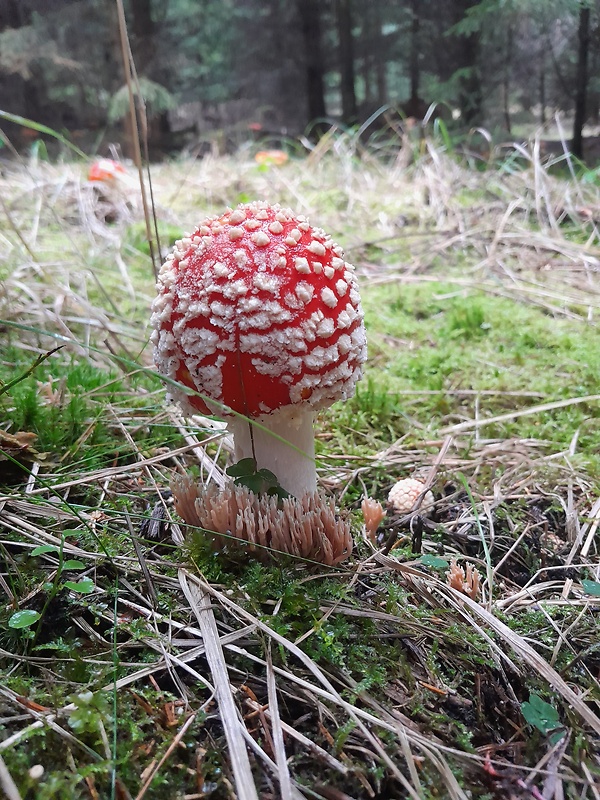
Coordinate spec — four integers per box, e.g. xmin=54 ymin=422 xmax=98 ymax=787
xmin=0 ymin=130 xmax=599 ymax=799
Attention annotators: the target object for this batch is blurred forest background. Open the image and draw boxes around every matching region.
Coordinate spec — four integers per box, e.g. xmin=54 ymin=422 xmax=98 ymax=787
xmin=1 ymin=0 xmax=600 ymax=160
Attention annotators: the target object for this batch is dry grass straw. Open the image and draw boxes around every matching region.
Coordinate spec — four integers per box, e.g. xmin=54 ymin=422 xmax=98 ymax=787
xmin=179 ymin=574 xmax=259 ymax=800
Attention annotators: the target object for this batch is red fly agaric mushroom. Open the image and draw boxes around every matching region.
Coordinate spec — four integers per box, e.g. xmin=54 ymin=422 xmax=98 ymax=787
xmin=88 ymin=158 xmax=126 ymax=183
xmin=151 ymin=201 xmax=367 ymax=497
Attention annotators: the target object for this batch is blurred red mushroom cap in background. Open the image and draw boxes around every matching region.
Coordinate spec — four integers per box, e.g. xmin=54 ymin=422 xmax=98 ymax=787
xmin=88 ymin=158 xmax=126 ymax=183
xmin=254 ymin=150 xmax=289 ymax=167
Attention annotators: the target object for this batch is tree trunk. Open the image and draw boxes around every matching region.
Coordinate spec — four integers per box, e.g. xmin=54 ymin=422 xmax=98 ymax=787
xmin=374 ymin=2 xmax=387 ymax=106
xmin=0 ymin=0 xmax=30 ymax=31
xmin=130 ymin=0 xmax=155 ymax=73
xmin=362 ymin=8 xmax=374 ymax=107
xmin=297 ymin=0 xmax=327 ymax=129
xmin=572 ymin=2 xmax=591 ymax=159
xmin=502 ymin=24 xmax=513 ymax=134
xmin=409 ymin=0 xmax=420 ymax=105
xmin=589 ymin=23 xmax=600 ymax=124
xmin=539 ymin=53 xmax=546 ymax=126
xmin=334 ymin=0 xmax=357 ymax=124
xmin=451 ymin=0 xmax=483 ymax=127
xmin=362 ymin=2 xmax=387 ymax=108
xmin=128 ymin=0 xmax=171 ymax=155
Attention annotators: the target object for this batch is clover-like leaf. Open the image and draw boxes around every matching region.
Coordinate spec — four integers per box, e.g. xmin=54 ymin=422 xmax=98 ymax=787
xmin=266 ymin=484 xmax=291 ymax=501
xmin=8 ymin=609 xmax=41 ymax=629
xmin=521 ymin=693 xmax=561 ymax=735
xmin=257 ymin=468 xmax=279 ymax=483
xmin=31 ymin=545 xmax=59 ymax=556
xmin=64 ymin=578 xmax=95 ymax=594
xmin=226 ymin=458 xmax=257 ymax=478
xmin=581 ymin=580 xmax=600 ymax=597
xmin=63 ymin=560 xmax=85 ymax=571
xmin=226 ymin=458 xmax=290 ymax=499
xmin=418 ymin=554 xmax=450 ymax=570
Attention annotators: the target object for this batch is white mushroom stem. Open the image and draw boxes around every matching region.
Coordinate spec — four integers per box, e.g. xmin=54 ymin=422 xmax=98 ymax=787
xmin=227 ymin=407 xmax=316 ymax=497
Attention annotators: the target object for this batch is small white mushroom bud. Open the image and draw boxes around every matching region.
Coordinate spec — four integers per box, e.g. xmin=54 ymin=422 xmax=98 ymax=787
xmin=29 ymin=765 xmax=45 ymax=780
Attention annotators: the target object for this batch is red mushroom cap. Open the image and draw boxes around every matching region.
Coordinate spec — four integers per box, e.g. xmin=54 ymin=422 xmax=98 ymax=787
xmin=88 ymin=158 xmax=126 ymax=182
xmin=151 ymin=201 xmax=367 ymax=419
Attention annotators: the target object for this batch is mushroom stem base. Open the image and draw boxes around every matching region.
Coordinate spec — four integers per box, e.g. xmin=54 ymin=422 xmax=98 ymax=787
xmin=228 ymin=408 xmax=316 ymax=497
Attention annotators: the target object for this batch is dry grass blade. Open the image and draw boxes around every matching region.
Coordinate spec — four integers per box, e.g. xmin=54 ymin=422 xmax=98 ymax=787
xmin=439 ymin=394 xmax=600 ymax=435
xmin=0 ymin=721 xmax=44 ymax=753
xmin=21 ymin=439 xmax=222 ymax=497
xmin=167 ymin=407 xmax=228 ymax=489
xmin=124 ymin=509 xmax=157 ymax=607
xmin=244 ymin=697 xmax=350 ymax=776
xmin=265 ymin=646 xmax=296 ymax=800
xmin=581 ymin=761 xmax=600 ymax=800
xmin=0 ymin=755 xmax=21 ymax=800
xmin=226 ymin=640 xmax=479 ymax=765
xmin=106 ymin=626 xmax=255 ymax=692
xmin=537 ymin=733 xmax=569 ymax=800
xmin=566 ymin=495 xmax=600 ymax=563
xmin=179 ymin=571 xmax=259 ymax=800
xmin=373 ymin=552 xmax=520 ymax=674
xmin=115 ymin=0 xmax=158 ymax=280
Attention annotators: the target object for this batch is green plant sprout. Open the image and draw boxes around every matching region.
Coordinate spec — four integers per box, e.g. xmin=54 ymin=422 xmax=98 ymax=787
xmin=8 ymin=532 xmax=94 ymax=635
xmin=67 ymin=690 xmax=110 ymax=735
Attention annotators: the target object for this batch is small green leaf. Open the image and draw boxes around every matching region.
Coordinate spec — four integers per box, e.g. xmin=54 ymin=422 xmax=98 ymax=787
xmin=521 ymin=693 xmax=561 ymax=735
xmin=237 ymin=473 xmax=265 ymax=495
xmin=266 ymin=485 xmax=291 ymax=501
xmin=226 ymin=458 xmax=257 ymax=478
xmin=64 ymin=578 xmax=95 ymax=594
xmin=226 ymin=457 xmax=290 ymax=500
xmin=31 ymin=545 xmax=59 ymax=556
xmin=63 ymin=560 xmax=85 ymax=571
xmin=8 ymin=609 xmax=41 ymax=629
xmin=72 ymin=690 xmax=94 ymax=706
xmin=549 ymin=729 xmax=566 ymax=745
xmin=418 ymin=554 xmax=450 ymax=569
xmin=581 ymin=580 xmax=600 ymax=596
xmin=67 ymin=690 xmax=108 ymax=733
xmin=257 ymin=468 xmax=278 ymax=482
